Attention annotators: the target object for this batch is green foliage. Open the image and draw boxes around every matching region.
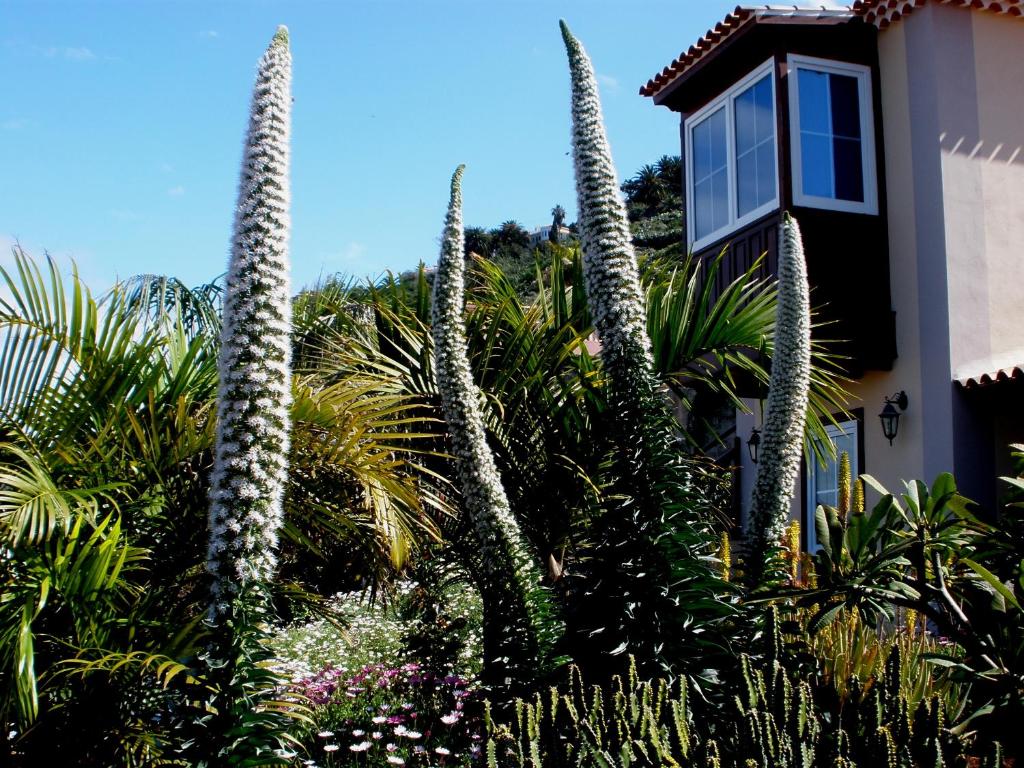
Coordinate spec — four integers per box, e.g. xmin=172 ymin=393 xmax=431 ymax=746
xmin=775 ymin=469 xmax=1024 ymax=757
xmin=486 ymin=629 xmax=992 ymax=767
xmin=486 ymin=658 xmax=720 ymax=767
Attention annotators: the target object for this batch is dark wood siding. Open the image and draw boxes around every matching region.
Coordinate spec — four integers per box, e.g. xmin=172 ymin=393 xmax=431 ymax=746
xmin=668 ymin=17 xmax=895 ymax=377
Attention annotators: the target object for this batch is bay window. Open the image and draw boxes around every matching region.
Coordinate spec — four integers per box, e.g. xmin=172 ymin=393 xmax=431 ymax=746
xmin=788 ymin=55 xmax=878 ymax=214
xmin=685 ymin=59 xmax=778 ymax=250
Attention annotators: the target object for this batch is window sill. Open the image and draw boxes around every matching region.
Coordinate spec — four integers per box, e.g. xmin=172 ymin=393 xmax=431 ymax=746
xmin=688 ymin=201 xmax=780 ymax=253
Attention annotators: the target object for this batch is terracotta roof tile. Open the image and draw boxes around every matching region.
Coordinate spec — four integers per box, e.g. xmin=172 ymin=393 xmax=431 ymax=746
xmin=640 ymin=0 xmax=1021 ymax=100
xmin=956 ymin=363 xmax=1024 ymax=388
xmin=639 ymin=4 xmax=855 ymax=99
xmin=851 ymin=0 xmax=1022 ymax=27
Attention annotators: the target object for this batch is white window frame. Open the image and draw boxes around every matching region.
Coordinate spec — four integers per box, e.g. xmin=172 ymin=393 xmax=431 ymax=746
xmin=684 ymin=58 xmax=780 ymax=252
xmin=805 ymin=418 xmax=860 ymax=552
xmin=787 ymin=54 xmax=878 ymax=215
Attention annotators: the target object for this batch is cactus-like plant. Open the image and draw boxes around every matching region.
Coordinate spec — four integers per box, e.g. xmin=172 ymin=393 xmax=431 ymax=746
xmin=206 ymin=25 xmax=293 ymax=616
xmin=559 ymin=20 xmax=657 ymax=425
xmin=747 ymin=213 xmax=811 ymax=584
xmin=193 ymin=27 xmax=295 ymax=764
xmin=431 ymin=166 xmax=558 ymax=696
xmin=559 ymin=19 xmax=727 ymax=681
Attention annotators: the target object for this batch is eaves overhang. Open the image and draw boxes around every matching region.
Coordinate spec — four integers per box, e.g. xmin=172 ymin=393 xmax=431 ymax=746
xmin=640 ymin=3 xmax=855 ymax=103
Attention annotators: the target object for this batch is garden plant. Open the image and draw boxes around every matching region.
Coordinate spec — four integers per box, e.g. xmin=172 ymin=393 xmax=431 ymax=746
xmin=0 ymin=18 xmax=1019 ymax=768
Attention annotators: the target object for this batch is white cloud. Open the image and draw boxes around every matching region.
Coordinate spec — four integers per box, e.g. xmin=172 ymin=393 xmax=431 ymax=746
xmin=167 ymin=185 xmax=186 ymax=197
xmin=63 ymin=46 xmax=95 ymax=61
xmin=597 ymin=73 xmax=620 ymax=91
xmin=40 ymin=45 xmax=96 ymax=61
xmin=199 ymin=30 xmax=219 ymax=39
xmin=327 ymin=242 xmax=367 ymax=264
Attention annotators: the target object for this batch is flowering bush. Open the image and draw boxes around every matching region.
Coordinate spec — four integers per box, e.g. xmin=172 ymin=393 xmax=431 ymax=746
xmin=293 ymin=662 xmax=483 ymax=766
xmin=269 ymin=581 xmax=484 ymax=685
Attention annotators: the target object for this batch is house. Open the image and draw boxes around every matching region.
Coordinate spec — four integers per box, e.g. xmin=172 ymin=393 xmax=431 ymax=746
xmin=528 ymin=225 xmax=573 ymax=247
xmin=641 ymin=0 xmax=1024 ymax=545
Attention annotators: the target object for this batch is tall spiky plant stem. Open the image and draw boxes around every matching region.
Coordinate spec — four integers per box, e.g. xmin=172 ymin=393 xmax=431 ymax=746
xmin=207 ymin=24 xmax=292 ymax=615
xmin=200 ymin=26 xmax=293 ymax=764
xmin=560 ymin=20 xmax=658 ymax=436
xmin=748 ymin=213 xmax=811 ymax=585
xmin=431 ymin=167 xmax=558 ymax=699
xmin=560 ymin=21 xmax=724 ymax=679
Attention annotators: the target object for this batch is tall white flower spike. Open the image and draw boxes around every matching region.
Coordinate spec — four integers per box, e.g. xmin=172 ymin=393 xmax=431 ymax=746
xmin=560 ymin=20 xmax=657 ymax=393
xmin=431 ymin=166 xmax=556 ymax=693
xmin=748 ymin=213 xmax=811 ymax=581
xmin=207 ymin=26 xmax=292 ymax=615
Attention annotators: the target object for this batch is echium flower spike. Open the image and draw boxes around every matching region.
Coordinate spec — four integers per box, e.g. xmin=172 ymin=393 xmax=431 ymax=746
xmin=207 ymin=25 xmax=292 ymax=616
xmin=559 ymin=20 xmax=657 ymax=394
xmin=748 ymin=213 xmax=811 ymax=583
xmin=431 ymin=166 xmax=557 ymax=693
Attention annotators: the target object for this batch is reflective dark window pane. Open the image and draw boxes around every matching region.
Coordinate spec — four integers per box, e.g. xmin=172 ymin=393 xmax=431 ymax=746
xmin=800 ymin=132 xmax=832 ymax=198
xmin=736 ymin=151 xmax=757 ymax=216
xmin=694 ymin=178 xmax=713 ymax=240
xmin=833 ymin=137 xmax=864 ymax=201
xmin=754 ymin=76 xmax=774 ymax=143
xmin=734 ymin=74 xmax=776 ymax=218
xmin=829 ymin=73 xmax=861 ymax=139
xmin=711 ymin=168 xmax=730 ymax=232
xmin=735 ymin=86 xmax=757 ymax=156
xmin=691 ymin=107 xmax=728 ymax=239
xmin=797 ymin=65 xmax=867 ymax=204
xmin=756 ymin=139 xmax=776 ymax=209
xmin=797 ymin=69 xmax=829 ymax=134
xmin=708 ymin=109 xmax=727 ymax=170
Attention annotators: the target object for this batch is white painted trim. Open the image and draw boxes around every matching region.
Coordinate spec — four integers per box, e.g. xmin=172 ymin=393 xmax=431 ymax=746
xmin=685 ymin=58 xmax=780 ymax=252
xmin=787 ymin=53 xmax=879 ymax=216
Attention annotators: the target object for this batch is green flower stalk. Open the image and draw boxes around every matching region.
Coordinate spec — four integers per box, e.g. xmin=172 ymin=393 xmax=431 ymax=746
xmin=431 ymin=166 xmax=557 ymax=694
xmin=207 ymin=25 xmax=292 ymax=616
xmin=748 ymin=213 xmax=811 ymax=583
xmin=838 ymin=451 xmax=851 ymax=520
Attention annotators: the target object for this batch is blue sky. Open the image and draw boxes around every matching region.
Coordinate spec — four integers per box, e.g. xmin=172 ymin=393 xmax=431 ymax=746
xmin=1 ymin=0 xmax=737 ymax=291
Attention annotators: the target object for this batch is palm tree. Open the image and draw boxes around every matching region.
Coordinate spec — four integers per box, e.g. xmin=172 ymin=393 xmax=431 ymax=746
xmin=550 ymin=205 xmax=567 ymax=243
xmin=492 ymin=220 xmax=531 ymax=251
xmin=621 ymin=163 xmax=667 ymax=211
xmin=0 ymin=249 xmax=446 ymax=762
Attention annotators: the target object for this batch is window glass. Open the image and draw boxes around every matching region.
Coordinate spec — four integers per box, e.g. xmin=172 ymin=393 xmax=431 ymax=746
xmin=806 ymin=421 xmax=859 ymax=551
xmin=797 ymin=67 xmax=865 ymax=203
xmin=734 ymin=74 xmax=776 ymax=217
xmin=691 ymin=107 xmax=729 ymax=241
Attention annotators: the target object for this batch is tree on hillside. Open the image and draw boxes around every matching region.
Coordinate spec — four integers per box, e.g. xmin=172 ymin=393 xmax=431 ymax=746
xmin=464 ymin=226 xmax=493 ymax=258
xmin=621 ymin=155 xmax=683 ymax=222
xmin=492 ymin=220 xmax=531 ymax=251
xmin=550 ymin=204 xmax=566 ymax=243
xmin=655 ymin=154 xmax=682 ymax=197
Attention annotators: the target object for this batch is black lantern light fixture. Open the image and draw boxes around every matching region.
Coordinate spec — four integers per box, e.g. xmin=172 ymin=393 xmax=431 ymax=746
xmin=879 ymin=390 xmax=908 ymax=446
xmin=747 ymin=427 xmax=761 ymax=463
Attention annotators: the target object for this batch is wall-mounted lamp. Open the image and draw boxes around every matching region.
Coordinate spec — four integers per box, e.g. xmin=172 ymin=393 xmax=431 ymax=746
xmin=747 ymin=427 xmax=761 ymax=463
xmin=879 ymin=391 xmax=908 ymax=446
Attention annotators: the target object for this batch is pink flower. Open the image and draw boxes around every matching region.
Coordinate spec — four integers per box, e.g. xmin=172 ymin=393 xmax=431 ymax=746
xmin=349 ymin=741 xmax=372 ymax=752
